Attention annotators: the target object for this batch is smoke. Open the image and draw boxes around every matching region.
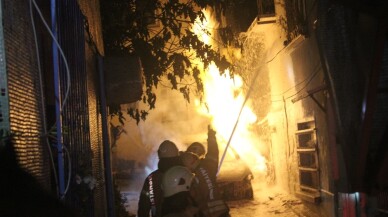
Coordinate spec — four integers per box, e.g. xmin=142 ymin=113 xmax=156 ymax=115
xmin=113 ymin=7 xmax=271 ymax=183
xmin=114 ymin=77 xmax=211 ymax=172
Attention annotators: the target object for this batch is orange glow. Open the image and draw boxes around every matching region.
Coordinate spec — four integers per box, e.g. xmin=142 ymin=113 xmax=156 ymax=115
xmin=192 ymin=10 xmax=267 ymax=174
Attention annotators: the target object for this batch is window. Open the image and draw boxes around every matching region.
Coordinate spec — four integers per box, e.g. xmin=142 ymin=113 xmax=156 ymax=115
xmin=257 ymin=0 xmax=275 ymax=18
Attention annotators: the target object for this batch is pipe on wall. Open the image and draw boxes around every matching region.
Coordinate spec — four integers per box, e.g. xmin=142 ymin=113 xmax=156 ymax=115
xmin=98 ymin=55 xmax=116 ymax=217
xmin=51 ymin=0 xmax=66 ymax=198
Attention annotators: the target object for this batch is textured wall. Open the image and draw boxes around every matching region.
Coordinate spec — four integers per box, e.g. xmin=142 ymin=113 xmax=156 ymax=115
xmin=3 ymin=0 xmax=50 ymax=187
xmin=78 ymin=0 xmax=105 ymax=56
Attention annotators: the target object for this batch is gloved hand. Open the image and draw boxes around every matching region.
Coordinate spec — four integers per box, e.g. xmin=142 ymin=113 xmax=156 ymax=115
xmin=208 ymin=125 xmax=216 ymax=138
xmin=207 ymin=125 xmax=219 ymax=170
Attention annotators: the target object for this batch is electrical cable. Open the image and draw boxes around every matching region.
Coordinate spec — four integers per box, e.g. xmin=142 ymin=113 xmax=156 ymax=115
xmin=283 ymin=63 xmax=321 ymax=100
xmin=196 ymin=4 xmax=323 ymax=174
xmin=29 ymin=0 xmax=59 ymax=195
xmin=271 ymin=61 xmax=321 ymax=97
xmin=30 ymin=0 xmax=73 ymax=198
xmin=62 ymin=145 xmax=72 ymax=198
xmin=271 ymin=62 xmax=322 ymax=103
xmin=31 ymin=0 xmax=71 ymax=112
xmin=197 ymin=3 xmax=319 ymax=101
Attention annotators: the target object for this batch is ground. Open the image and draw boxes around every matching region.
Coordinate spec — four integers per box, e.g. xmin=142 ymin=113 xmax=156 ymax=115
xmin=227 ymin=179 xmax=320 ymax=217
xmin=118 ymin=177 xmax=320 ymax=217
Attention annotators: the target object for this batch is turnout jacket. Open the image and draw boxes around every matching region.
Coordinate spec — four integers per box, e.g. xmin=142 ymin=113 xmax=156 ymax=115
xmin=138 ymin=157 xmax=182 ymax=217
xmin=191 ymin=130 xmax=230 ymax=217
xmin=138 ymin=170 xmax=164 ymax=217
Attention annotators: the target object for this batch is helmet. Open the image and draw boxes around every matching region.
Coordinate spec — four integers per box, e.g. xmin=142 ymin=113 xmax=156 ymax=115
xmin=187 ymin=142 xmax=206 ymax=158
xmin=162 ymin=166 xmax=195 ymax=197
xmin=158 ymin=140 xmax=179 ymax=158
xmin=181 ymin=151 xmax=200 ymax=171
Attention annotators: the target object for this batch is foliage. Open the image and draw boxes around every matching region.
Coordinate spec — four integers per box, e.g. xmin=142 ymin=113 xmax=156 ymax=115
xmin=101 ymin=0 xmax=260 ymax=123
xmin=100 ymin=0 xmax=236 ymax=122
xmin=73 ymin=158 xmax=96 ymax=217
xmin=113 ymin=181 xmax=134 ymax=217
xmin=279 ymin=0 xmax=309 ymax=44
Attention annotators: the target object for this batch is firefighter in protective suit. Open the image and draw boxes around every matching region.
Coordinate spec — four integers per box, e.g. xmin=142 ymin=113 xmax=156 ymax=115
xmin=182 ymin=126 xmax=230 ymax=217
xmin=161 ymin=166 xmax=199 ymax=217
xmin=138 ymin=140 xmax=182 ymax=217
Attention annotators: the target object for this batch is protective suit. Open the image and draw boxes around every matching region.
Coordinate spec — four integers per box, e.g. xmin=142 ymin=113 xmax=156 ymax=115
xmin=161 ymin=166 xmax=198 ymax=217
xmin=185 ymin=127 xmax=230 ymax=217
xmin=138 ymin=140 xmax=182 ymax=217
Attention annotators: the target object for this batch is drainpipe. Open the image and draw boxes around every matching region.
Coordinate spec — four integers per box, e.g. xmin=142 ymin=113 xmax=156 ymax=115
xmin=0 ymin=0 xmax=10 ymax=132
xmin=51 ymin=0 xmax=65 ymax=198
xmin=98 ymin=55 xmax=116 ymax=217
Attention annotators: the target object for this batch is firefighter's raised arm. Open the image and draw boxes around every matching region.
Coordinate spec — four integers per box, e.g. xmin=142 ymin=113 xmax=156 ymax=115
xmin=206 ymin=125 xmax=219 ymax=165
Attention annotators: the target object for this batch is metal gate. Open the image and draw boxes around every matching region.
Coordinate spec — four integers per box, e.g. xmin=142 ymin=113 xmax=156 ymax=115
xmin=55 ymin=0 xmax=107 ymax=216
xmin=1 ymin=0 xmax=50 ymax=187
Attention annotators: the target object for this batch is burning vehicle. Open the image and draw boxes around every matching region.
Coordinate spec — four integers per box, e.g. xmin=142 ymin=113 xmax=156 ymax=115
xmin=217 ymin=158 xmax=254 ymax=201
xmin=215 ymin=140 xmax=256 ymax=201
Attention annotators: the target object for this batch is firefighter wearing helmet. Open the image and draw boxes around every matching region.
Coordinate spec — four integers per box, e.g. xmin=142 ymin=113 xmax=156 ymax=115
xmin=161 ymin=166 xmax=199 ymax=217
xmin=183 ymin=126 xmax=230 ymax=217
xmin=138 ymin=140 xmax=183 ymax=217
xmin=187 ymin=142 xmax=206 ymax=159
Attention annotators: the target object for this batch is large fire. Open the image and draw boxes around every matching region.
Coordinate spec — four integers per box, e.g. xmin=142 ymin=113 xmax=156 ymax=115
xmin=192 ymin=9 xmax=267 ymax=174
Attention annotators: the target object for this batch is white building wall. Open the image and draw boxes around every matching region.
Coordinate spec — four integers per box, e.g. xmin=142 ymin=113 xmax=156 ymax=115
xmin=245 ymin=2 xmax=310 ymax=194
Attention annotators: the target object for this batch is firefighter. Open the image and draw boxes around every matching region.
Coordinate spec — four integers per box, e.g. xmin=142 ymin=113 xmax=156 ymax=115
xmin=138 ymin=140 xmax=183 ymax=217
xmin=183 ymin=126 xmax=230 ymax=217
xmin=161 ymin=166 xmax=199 ymax=217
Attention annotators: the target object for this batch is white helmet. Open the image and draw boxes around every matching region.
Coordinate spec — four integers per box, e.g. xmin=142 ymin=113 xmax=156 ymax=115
xmin=162 ymin=166 xmax=195 ymax=197
xmin=158 ymin=140 xmax=179 ymax=158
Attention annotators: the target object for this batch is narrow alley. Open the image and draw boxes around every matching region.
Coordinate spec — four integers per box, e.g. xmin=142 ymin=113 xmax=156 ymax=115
xmin=1 ymin=0 xmax=387 ymax=217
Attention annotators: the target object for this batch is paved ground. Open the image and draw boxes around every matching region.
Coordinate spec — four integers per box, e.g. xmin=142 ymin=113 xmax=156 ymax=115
xmin=118 ymin=178 xmax=321 ymax=217
xmin=228 ymin=179 xmax=321 ymax=217
xmin=228 ymin=192 xmax=320 ymax=217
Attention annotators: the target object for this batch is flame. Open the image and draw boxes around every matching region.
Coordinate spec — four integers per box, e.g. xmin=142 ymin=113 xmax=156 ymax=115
xmin=192 ymin=10 xmax=267 ymax=174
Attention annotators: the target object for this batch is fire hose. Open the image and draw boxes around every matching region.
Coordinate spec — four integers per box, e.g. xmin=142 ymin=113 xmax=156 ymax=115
xmin=216 ymin=68 xmax=260 ymax=176
xmin=216 ymin=45 xmax=286 ymax=176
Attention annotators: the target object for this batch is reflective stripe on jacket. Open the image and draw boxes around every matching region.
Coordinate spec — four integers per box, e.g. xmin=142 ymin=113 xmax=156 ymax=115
xmin=138 ymin=170 xmax=164 ymax=217
xmin=192 ymin=165 xmax=229 ymax=217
